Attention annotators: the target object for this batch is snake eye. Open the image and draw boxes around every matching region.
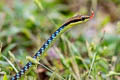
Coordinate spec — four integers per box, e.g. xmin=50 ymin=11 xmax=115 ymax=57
xmin=81 ymin=17 xmax=85 ymax=21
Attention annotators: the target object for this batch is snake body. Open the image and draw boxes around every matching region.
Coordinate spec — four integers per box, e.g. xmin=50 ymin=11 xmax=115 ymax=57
xmin=11 ymin=12 xmax=93 ymax=80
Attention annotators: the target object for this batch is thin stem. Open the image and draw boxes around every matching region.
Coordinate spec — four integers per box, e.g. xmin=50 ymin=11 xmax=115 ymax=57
xmin=88 ymin=52 xmax=97 ymax=76
xmin=39 ymin=62 xmax=65 ymax=80
xmin=2 ymin=55 xmax=18 ymax=73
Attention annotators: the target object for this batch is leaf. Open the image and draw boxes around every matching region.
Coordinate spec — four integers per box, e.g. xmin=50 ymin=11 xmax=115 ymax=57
xmin=0 ymin=42 xmax=2 ymax=57
xmin=3 ymin=74 xmax=8 ymax=80
xmin=99 ymin=16 xmax=110 ymax=28
xmin=3 ymin=43 xmax=16 ymax=56
xmin=34 ymin=0 xmax=44 ymax=11
xmin=26 ymin=56 xmax=39 ymax=64
xmin=8 ymin=51 xmax=16 ymax=61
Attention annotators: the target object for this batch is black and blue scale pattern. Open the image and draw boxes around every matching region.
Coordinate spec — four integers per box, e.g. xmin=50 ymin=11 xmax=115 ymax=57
xmin=11 ymin=25 xmax=66 ymax=80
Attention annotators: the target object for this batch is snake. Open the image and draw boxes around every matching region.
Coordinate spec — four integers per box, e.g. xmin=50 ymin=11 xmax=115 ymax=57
xmin=11 ymin=11 xmax=94 ymax=80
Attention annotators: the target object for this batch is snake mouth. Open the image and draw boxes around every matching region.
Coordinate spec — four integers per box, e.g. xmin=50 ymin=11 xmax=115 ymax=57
xmin=84 ymin=10 xmax=94 ymax=19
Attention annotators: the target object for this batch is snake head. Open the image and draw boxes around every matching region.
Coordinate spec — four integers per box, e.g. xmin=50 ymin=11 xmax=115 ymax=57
xmin=62 ymin=10 xmax=94 ymax=26
xmin=80 ymin=15 xmax=90 ymax=21
xmin=81 ymin=10 xmax=94 ymax=20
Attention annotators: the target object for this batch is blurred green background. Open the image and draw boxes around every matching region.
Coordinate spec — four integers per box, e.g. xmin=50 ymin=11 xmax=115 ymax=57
xmin=0 ymin=0 xmax=120 ymax=80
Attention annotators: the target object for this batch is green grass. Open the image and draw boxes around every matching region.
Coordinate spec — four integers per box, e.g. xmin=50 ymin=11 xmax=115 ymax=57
xmin=0 ymin=0 xmax=120 ymax=80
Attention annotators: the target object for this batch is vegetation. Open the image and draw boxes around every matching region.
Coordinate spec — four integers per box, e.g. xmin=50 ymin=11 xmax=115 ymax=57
xmin=0 ymin=0 xmax=120 ymax=80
